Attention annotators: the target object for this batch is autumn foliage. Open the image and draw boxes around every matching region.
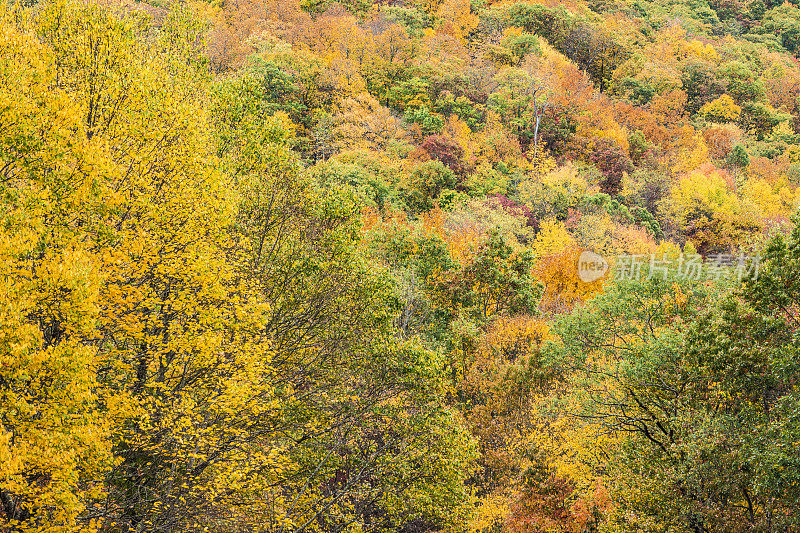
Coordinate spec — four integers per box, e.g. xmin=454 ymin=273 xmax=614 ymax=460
xmin=3 ymin=0 xmax=800 ymax=530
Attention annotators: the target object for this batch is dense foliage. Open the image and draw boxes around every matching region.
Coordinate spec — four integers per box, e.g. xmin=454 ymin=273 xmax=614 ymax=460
xmin=1 ymin=0 xmax=799 ymax=530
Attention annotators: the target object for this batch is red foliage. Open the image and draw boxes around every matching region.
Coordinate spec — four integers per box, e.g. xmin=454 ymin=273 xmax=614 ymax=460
xmin=421 ymin=135 xmax=465 ymax=175
xmin=489 ymin=194 xmax=540 ymax=230
xmin=590 ymin=138 xmax=634 ymax=196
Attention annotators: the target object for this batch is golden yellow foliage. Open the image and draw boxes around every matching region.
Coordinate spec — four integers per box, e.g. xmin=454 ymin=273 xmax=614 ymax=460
xmin=534 ymin=246 xmax=605 ymax=314
xmin=700 ymin=94 xmax=742 ymax=123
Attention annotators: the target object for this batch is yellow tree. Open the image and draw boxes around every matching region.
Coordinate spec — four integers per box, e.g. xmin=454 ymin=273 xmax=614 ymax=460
xmin=435 ymin=0 xmax=479 ymax=43
xmin=700 ymin=94 xmax=742 ymax=123
xmin=665 ymin=165 xmax=761 ymax=253
xmin=17 ymin=3 xmax=287 ymax=529
xmin=463 ymin=315 xmax=551 ymax=528
xmin=333 ymin=92 xmax=407 ymax=153
xmin=527 ymin=220 xmax=610 ymax=314
xmin=0 ymin=4 xmax=121 ymax=529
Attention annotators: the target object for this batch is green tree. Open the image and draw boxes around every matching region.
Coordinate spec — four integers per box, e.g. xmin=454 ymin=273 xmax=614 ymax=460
xmin=726 ymin=143 xmax=750 ymax=167
xmin=548 ymin=235 xmax=800 ymax=530
xmin=402 ymin=160 xmax=457 ymax=212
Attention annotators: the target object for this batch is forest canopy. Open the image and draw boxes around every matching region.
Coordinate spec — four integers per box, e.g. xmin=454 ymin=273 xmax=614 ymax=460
xmin=1 ymin=0 xmax=799 ymax=531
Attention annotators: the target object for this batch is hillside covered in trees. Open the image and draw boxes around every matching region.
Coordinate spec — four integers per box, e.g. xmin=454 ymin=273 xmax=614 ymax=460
xmin=2 ymin=0 xmax=800 ymax=530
